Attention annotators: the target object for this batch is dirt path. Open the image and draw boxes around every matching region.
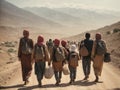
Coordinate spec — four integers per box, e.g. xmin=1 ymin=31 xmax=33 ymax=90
xmin=0 ymin=61 xmax=120 ymax=90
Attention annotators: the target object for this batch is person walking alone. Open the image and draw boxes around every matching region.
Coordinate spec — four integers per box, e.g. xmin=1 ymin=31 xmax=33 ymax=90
xmin=18 ymin=30 xmax=34 ymax=85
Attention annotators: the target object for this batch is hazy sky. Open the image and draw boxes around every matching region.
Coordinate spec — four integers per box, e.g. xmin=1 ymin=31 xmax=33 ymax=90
xmin=6 ymin=0 xmax=120 ymax=11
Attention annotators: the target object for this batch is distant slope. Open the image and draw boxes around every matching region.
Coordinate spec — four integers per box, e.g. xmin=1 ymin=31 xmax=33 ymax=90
xmin=24 ymin=7 xmax=120 ymax=30
xmin=64 ymin=21 xmax=120 ymax=41
xmin=0 ymin=0 xmax=62 ymax=28
xmin=24 ymin=7 xmax=83 ymax=27
xmin=55 ymin=7 xmax=120 ymax=29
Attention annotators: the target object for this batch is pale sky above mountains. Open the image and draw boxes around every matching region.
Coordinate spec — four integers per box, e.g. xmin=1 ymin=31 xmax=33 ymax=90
xmin=6 ymin=0 xmax=120 ymax=12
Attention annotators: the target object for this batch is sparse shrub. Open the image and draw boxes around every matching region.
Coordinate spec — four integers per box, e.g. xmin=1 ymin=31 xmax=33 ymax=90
xmin=7 ymin=48 xmax=16 ymax=53
xmin=113 ymin=28 xmax=120 ymax=33
xmin=106 ymin=31 xmax=111 ymax=35
xmin=5 ymin=41 xmax=15 ymax=47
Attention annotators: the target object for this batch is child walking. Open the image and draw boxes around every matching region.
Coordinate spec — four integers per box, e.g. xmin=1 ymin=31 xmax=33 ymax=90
xmin=68 ymin=44 xmax=80 ymax=84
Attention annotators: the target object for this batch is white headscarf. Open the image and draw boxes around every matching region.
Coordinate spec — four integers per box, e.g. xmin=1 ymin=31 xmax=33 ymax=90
xmin=70 ymin=44 xmax=77 ymax=52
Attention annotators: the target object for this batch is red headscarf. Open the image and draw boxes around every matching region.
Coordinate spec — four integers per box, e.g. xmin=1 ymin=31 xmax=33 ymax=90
xmin=23 ymin=30 xmax=29 ymax=38
xmin=95 ymin=33 xmax=102 ymax=40
xmin=54 ymin=39 xmax=60 ymax=46
xmin=37 ymin=35 xmax=44 ymax=46
xmin=61 ymin=40 xmax=66 ymax=47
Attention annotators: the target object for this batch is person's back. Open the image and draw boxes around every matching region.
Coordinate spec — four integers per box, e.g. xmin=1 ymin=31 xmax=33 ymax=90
xmin=80 ymin=33 xmax=93 ymax=80
xmin=83 ymin=39 xmax=93 ymax=57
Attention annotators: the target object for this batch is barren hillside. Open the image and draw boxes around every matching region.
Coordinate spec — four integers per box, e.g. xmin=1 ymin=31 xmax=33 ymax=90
xmin=64 ymin=21 xmax=120 ymax=68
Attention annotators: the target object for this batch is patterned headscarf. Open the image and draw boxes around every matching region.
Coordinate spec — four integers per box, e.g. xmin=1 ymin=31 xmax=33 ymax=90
xmin=95 ymin=33 xmax=101 ymax=40
xmin=61 ymin=40 xmax=67 ymax=47
xmin=54 ymin=39 xmax=60 ymax=46
xmin=37 ymin=35 xmax=44 ymax=46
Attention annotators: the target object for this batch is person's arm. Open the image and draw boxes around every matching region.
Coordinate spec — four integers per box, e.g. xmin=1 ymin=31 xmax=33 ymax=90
xmin=30 ymin=39 xmax=34 ymax=49
xmin=31 ymin=45 xmax=36 ymax=64
xmin=18 ymin=38 xmax=22 ymax=61
xmin=77 ymin=53 xmax=81 ymax=61
xmin=91 ymin=41 xmax=96 ymax=60
xmin=44 ymin=45 xmax=50 ymax=66
xmin=79 ymin=40 xmax=83 ymax=58
xmin=103 ymin=40 xmax=107 ymax=53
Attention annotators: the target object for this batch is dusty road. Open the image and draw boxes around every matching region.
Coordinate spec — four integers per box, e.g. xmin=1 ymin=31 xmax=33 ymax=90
xmin=0 ymin=61 xmax=120 ymax=90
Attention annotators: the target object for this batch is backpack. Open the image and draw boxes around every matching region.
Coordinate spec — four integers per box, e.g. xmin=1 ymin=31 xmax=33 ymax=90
xmin=34 ymin=44 xmax=45 ymax=61
xmin=79 ymin=41 xmax=89 ymax=56
xmin=21 ymin=39 xmax=32 ymax=54
xmin=69 ymin=52 xmax=78 ymax=68
xmin=55 ymin=47 xmax=65 ymax=61
xmin=48 ymin=41 xmax=53 ymax=47
xmin=47 ymin=41 xmax=53 ymax=55
xmin=96 ymin=41 xmax=106 ymax=55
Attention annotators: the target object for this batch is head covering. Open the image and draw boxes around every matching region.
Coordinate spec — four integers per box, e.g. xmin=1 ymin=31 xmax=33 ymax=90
xmin=23 ymin=30 xmax=29 ymax=38
xmin=95 ymin=33 xmax=101 ymax=40
xmin=54 ymin=39 xmax=60 ymax=46
xmin=70 ymin=44 xmax=77 ymax=52
xmin=85 ymin=33 xmax=90 ymax=39
xmin=37 ymin=35 xmax=44 ymax=46
xmin=61 ymin=40 xmax=67 ymax=47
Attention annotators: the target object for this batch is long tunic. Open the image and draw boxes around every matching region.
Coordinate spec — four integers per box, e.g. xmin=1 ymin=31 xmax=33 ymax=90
xmin=52 ymin=46 xmax=65 ymax=72
xmin=91 ymin=40 xmax=107 ymax=76
xmin=18 ymin=37 xmax=33 ymax=81
xmin=33 ymin=44 xmax=50 ymax=81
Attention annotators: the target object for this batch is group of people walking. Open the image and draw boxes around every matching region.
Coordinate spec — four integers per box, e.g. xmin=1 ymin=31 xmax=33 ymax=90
xmin=18 ymin=30 xmax=107 ymax=87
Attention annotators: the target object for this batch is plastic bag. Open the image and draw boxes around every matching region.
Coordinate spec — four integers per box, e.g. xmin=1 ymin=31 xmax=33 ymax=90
xmin=63 ymin=64 xmax=70 ymax=75
xmin=44 ymin=66 xmax=54 ymax=79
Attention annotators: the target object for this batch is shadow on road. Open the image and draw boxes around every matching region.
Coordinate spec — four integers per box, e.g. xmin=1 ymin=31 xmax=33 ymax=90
xmin=0 ymin=80 xmax=101 ymax=90
xmin=0 ymin=84 xmax=24 ymax=89
xmin=73 ymin=80 xmax=97 ymax=86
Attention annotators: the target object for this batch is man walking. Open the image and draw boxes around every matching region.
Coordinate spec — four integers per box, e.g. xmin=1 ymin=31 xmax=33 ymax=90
xmin=79 ymin=33 xmax=93 ymax=80
xmin=18 ymin=30 xmax=34 ymax=85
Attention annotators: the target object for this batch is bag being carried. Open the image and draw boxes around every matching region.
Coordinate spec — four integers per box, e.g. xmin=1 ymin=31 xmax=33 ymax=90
xmin=44 ymin=66 xmax=54 ymax=79
xmin=79 ymin=41 xmax=89 ymax=56
xmin=21 ymin=39 xmax=32 ymax=54
xmin=96 ymin=41 xmax=106 ymax=55
xmin=63 ymin=64 xmax=70 ymax=75
xmin=55 ymin=47 xmax=65 ymax=61
xmin=69 ymin=52 xmax=78 ymax=68
xmin=104 ymin=52 xmax=111 ymax=62
xmin=34 ymin=44 xmax=45 ymax=61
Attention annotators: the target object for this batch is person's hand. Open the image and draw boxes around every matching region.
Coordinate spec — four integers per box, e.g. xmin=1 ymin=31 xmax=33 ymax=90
xmin=91 ymin=56 xmax=94 ymax=61
xmin=31 ymin=60 xmax=34 ymax=65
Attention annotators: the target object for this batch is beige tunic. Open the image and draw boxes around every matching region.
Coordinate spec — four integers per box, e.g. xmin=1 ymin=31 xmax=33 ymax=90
xmin=91 ymin=40 xmax=107 ymax=76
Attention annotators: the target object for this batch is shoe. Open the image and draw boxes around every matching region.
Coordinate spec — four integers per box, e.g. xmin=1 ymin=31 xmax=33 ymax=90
xmin=69 ymin=80 xmax=72 ymax=84
xmin=94 ymin=76 xmax=99 ymax=82
xmin=73 ymin=79 xmax=75 ymax=82
xmin=83 ymin=76 xmax=89 ymax=80
xmin=24 ymin=80 xmax=29 ymax=85
xmin=55 ymin=80 xmax=60 ymax=86
xmin=38 ymin=81 xmax=42 ymax=87
xmin=55 ymin=82 xmax=59 ymax=86
xmin=69 ymin=79 xmax=74 ymax=84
